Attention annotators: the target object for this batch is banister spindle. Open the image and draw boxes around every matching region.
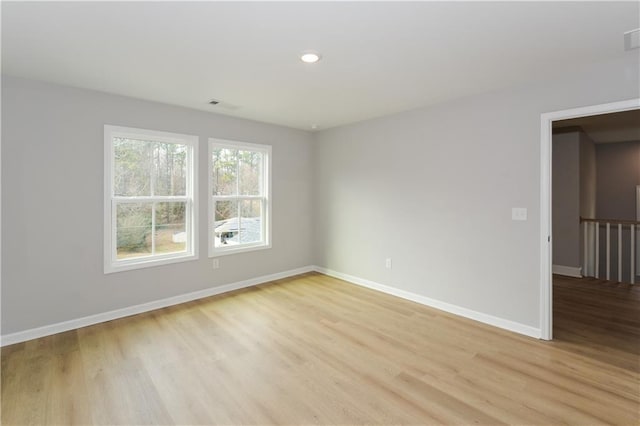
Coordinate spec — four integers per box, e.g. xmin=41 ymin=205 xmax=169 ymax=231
xmin=631 ymin=224 xmax=636 ymax=285
xmin=583 ymin=221 xmax=588 ymax=277
xmin=618 ymin=224 xmax=622 ymax=282
xmin=595 ymin=222 xmax=599 ymax=279
xmin=606 ymin=223 xmax=610 ymax=280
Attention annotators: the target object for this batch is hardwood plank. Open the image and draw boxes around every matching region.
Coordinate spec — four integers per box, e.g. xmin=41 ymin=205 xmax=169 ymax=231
xmin=2 ymin=272 xmax=639 ymax=425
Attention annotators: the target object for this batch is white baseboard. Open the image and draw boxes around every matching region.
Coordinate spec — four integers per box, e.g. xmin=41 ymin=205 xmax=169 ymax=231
xmin=313 ymin=266 xmax=541 ymax=339
xmin=0 ymin=266 xmax=315 ymax=347
xmin=552 ymin=264 xmax=582 ymax=278
xmin=1 ymin=264 xmax=542 ymax=346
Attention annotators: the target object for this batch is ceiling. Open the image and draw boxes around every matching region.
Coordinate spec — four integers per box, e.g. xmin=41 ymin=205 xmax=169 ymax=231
xmin=2 ymin=2 xmax=639 ymax=131
xmin=553 ymin=109 xmax=640 ymax=144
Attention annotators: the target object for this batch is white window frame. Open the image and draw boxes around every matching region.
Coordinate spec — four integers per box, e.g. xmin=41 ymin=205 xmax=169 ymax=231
xmin=104 ymin=125 xmax=198 ymax=273
xmin=209 ymin=138 xmax=272 ymax=257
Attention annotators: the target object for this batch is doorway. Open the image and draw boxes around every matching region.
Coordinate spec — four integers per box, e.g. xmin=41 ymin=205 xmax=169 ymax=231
xmin=540 ymin=98 xmax=640 ymax=340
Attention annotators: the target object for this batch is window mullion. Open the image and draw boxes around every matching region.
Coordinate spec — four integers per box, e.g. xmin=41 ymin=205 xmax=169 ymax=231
xmin=187 ymin=147 xmax=193 ymax=252
xmin=260 ymin=153 xmax=263 ymax=196
xmin=236 ymin=150 xmax=242 ymax=246
xmin=212 ymin=195 xmax=262 ymax=201
xmin=187 ymin=199 xmax=192 ymax=253
xmin=235 ymin=149 xmax=240 ymax=196
xmin=150 ymin=143 xmax=155 ymax=197
xmin=111 ymin=137 xmax=117 ymax=263
xmin=151 ymin=201 xmax=156 ymax=255
xmin=238 ymin=199 xmax=242 ymax=245
xmin=114 ymin=196 xmax=188 ymax=202
xmin=112 ymin=199 xmax=117 ymax=263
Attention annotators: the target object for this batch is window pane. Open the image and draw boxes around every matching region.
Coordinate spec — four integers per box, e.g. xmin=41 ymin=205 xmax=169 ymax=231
xmin=214 ymin=200 xmax=238 ymax=247
xmin=239 ymin=199 xmax=262 ymax=244
xmin=153 ymin=143 xmax=187 ymax=196
xmin=155 ymin=202 xmax=186 ymax=254
xmin=114 ymin=138 xmax=152 ymax=196
xmin=116 ymin=203 xmax=152 ymax=259
xmin=212 ymin=148 xmax=237 ymax=196
xmin=238 ymin=150 xmax=263 ymax=195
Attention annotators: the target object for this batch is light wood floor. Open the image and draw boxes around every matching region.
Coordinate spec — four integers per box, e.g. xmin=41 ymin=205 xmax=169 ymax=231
xmin=2 ymin=272 xmax=639 ymax=425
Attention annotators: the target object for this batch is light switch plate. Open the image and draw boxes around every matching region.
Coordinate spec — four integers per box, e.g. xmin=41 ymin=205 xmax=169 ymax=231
xmin=624 ymin=28 xmax=640 ymax=51
xmin=512 ymin=207 xmax=527 ymax=221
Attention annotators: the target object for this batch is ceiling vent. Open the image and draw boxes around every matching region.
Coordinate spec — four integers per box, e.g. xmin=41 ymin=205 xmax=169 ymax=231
xmin=624 ymin=28 xmax=640 ymax=50
xmin=208 ymin=99 xmax=240 ymax=111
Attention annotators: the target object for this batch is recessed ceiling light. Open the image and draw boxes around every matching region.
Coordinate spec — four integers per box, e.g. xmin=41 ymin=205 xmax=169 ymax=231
xmin=300 ymin=51 xmax=321 ymax=64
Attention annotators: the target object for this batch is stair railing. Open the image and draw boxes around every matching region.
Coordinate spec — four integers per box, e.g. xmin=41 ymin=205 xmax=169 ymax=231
xmin=581 ymin=217 xmax=639 ymax=284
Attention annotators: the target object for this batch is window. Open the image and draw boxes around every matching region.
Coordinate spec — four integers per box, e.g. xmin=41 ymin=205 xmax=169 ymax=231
xmin=104 ymin=126 xmax=198 ymax=273
xmin=209 ymin=139 xmax=271 ymax=256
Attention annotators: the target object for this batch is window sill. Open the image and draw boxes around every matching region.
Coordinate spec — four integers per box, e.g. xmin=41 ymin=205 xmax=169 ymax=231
xmin=209 ymin=243 xmax=271 ymax=258
xmin=105 ymin=252 xmax=198 ymax=274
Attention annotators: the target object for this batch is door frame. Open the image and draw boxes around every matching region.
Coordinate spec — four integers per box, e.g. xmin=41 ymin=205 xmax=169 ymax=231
xmin=636 ymin=185 xmax=640 ymax=273
xmin=540 ymin=98 xmax=640 ymax=340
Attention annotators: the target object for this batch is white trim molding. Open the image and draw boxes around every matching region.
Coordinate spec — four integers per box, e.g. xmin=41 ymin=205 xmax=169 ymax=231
xmin=540 ymin=98 xmax=640 ymax=341
xmin=552 ymin=265 xmax=582 ymax=278
xmin=2 ymin=262 xmax=555 ymax=346
xmin=208 ymin=138 xmax=272 ymax=258
xmin=104 ymin=125 xmax=200 ymax=274
xmin=1 ymin=266 xmax=314 ymax=347
xmin=314 ymin=266 xmax=541 ymax=339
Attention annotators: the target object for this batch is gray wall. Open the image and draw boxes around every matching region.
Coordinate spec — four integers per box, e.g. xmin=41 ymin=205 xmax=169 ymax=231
xmin=579 ymin=132 xmax=597 ymax=274
xmin=313 ymin=55 xmax=638 ymax=329
xmin=596 ymin=140 xmax=640 ymax=220
xmin=552 ymin=131 xmax=581 ymax=269
xmin=550 ymin=129 xmax=596 ymax=272
xmin=2 ymin=53 xmax=638 ymax=336
xmin=579 ymin=134 xmax=597 ymax=222
xmin=1 ymin=75 xmax=314 ymax=335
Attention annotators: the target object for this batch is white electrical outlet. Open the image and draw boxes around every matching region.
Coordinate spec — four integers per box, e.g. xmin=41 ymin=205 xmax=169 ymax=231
xmin=385 ymin=258 xmax=392 ymax=269
xmin=212 ymin=259 xmax=219 ymax=269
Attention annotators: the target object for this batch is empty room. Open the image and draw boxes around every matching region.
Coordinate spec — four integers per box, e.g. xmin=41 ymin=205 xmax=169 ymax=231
xmin=1 ymin=1 xmax=639 ymax=425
